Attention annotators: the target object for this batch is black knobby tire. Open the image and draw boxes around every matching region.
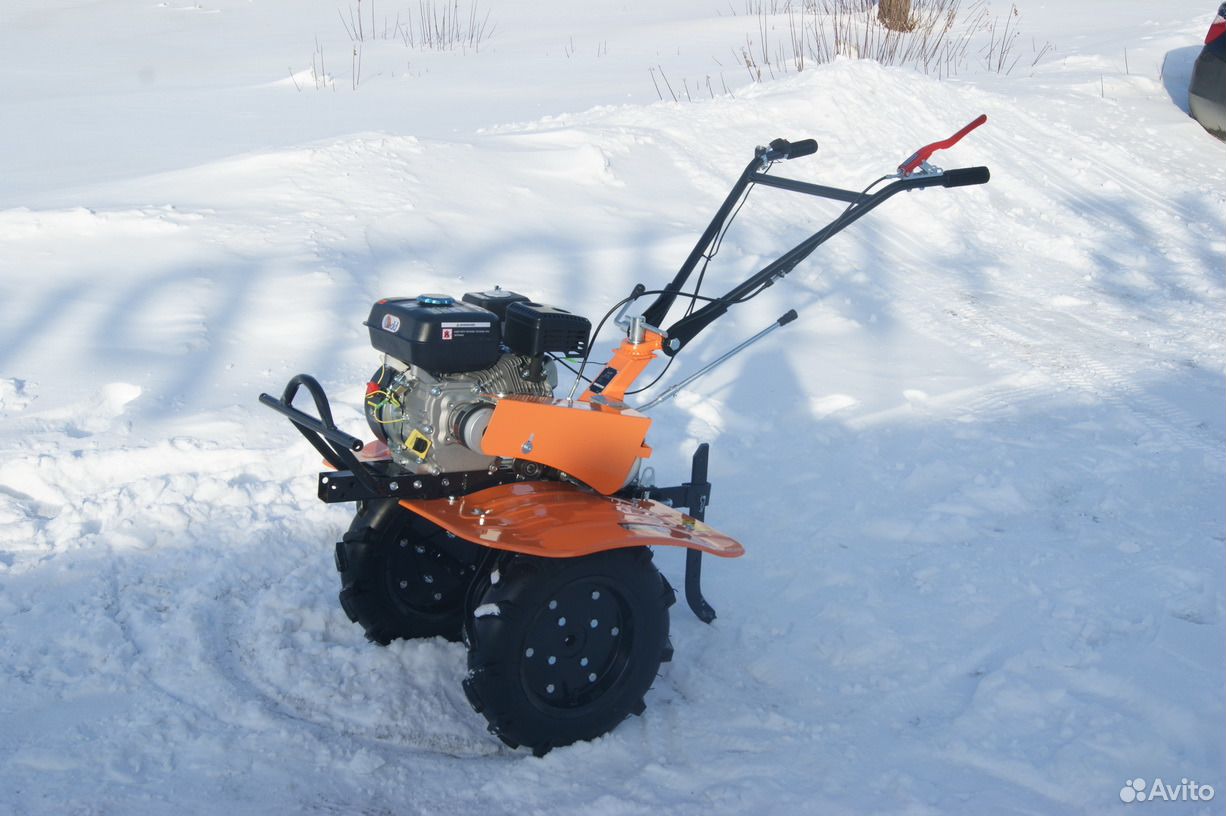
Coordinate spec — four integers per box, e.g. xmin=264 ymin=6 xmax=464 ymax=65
xmin=335 ymin=499 xmax=481 ymax=644
xmin=462 ymin=547 xmax=675 ymax=755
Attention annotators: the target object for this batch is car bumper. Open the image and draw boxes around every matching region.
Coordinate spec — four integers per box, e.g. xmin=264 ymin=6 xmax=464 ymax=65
xmin=1189 ymin=45 xmax=1226 ymax=136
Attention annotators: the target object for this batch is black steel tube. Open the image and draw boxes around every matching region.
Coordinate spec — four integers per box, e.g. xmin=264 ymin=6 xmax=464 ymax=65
xmin=642 ymin=155 xmax=763 ymax=328
xmin=259 ymin=393 xmax=364 ymax=452
xmin=260 ymin=373 xmax=385 ymax=497
xmin=747 ymin=172 xmax=866 ymax=204
xmin=280 ymin=374 xmax=337 ymax=430
xmin=664 ymin=172 xmax=951 ymax=354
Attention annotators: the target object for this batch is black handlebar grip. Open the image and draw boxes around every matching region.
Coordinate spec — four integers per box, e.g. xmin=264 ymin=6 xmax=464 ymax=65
xmin=764 ymin=138 xmax=819 ymax=161
xmin=941 ymin=166 xmax=990 ymax=187
xmin=778 ymin=309 xmax=798 ymax=326
xmin=784 ymin=139 xmax=817 ymax=160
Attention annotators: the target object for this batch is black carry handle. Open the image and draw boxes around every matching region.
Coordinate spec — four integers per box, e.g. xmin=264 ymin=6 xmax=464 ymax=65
xmin=761 ymin=138 xmax=819 ymax=162
xmin=259 ymin=373 xmax=387 ymax=495
xmin=259 ymin=374 xmax=364 ymax=455
xmin=941 ymin=166 xmax=991 ymax=188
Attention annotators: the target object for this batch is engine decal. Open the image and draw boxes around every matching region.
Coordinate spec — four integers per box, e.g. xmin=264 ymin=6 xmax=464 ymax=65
xmin=438 ymin=321 xmax=493 ymax=340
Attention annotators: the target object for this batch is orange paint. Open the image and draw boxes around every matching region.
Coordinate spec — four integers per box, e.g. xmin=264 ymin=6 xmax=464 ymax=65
xmin=481 ymin=395 xmax=652 ymax=495
xmin=580 ymin=329 xmax=664 ymax=403
xmin=400 ymin=481 xmax=744 ymax=559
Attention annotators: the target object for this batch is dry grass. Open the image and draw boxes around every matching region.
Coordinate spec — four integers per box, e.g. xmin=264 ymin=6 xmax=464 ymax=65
xmin=733 ymin=0 xmax=1053 ymax=82
xmin=339 ymin=0 xmax=495 ymax=52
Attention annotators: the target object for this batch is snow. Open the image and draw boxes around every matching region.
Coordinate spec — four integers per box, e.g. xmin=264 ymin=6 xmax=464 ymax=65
xmin=1 ymin=0 xmax=1224 ymax=814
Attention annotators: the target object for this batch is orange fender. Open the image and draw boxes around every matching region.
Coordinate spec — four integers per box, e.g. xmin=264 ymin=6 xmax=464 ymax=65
xmin=480 ymin=395 xmax=653 ymax=495
xmin=400 ymin=481 xmax=744 ymax=559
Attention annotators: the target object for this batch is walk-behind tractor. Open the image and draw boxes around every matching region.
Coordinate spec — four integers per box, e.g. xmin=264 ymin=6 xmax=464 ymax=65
xmin=261 ymin=118 xmax=990 ymax=755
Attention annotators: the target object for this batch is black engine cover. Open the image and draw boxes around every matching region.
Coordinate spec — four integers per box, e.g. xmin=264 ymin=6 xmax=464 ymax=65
xmin=503 ymin=301 xmax=591 ymax=358
xmin=461 ymin=288 xmax=531 ymax=321
xmin=366 ymin=295 xmax=501 ymax=373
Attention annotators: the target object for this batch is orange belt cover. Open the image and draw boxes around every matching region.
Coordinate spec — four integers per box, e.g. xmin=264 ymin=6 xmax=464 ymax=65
xmin=480 ymin=395 xmax=653 ymax=495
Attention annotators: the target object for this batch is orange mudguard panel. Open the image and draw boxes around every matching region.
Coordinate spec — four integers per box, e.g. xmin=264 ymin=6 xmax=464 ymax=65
xmin=480 ymin=396 xmax=653 ymax=495
xmin=400 ymin=481 xmax=744 ymax=559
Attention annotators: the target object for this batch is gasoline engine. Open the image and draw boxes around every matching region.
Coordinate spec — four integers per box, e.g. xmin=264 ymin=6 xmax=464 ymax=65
xmin=363 ymin=289 xmax=590 ymax=477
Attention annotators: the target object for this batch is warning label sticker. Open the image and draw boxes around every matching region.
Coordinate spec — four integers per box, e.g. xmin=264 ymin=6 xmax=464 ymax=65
xmin=440 ymin=321 xmax=492 ymax=341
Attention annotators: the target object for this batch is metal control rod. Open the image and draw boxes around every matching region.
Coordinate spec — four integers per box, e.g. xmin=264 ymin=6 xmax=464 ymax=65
xmin=637 ymin=309 xmax=798 ymax=411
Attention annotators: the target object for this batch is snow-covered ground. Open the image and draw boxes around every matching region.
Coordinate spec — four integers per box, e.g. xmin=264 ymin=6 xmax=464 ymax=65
xmin=1 ymin=1 xmax=1223 ymax=813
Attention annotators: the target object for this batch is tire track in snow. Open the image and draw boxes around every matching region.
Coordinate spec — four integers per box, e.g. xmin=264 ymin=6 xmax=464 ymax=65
xmin=850 ymin=94 xmax=1225 ymax=460
xmin=1 ymin=415 xmax=498 ymax=770
xmin=95 ymin=500 xmax=502 ymax=764
xmin=921 ymin=295 xmax=1224 ymax=460
xmin=202 ymin=598 xmax=501 ymax=760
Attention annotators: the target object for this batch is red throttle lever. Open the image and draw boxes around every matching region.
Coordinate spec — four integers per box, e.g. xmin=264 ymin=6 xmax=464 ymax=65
xmin=897 ymin=114 xmax=988 ymax=176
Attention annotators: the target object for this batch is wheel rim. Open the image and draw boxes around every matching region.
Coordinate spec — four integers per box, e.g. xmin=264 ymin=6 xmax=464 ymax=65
xmin=385 ymin=530 xmax=473 ymax=615
xmin=520 ymin=578 xmax=633 ymax=711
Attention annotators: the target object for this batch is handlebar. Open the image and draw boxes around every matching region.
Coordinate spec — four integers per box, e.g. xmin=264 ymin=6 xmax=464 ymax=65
xmin=898 ymin=114 xmax=987 ymax=176
xmin=757 ymin=137 xmax=819 ymax=163
xmin=643 ymin=118 xmax=989 ymax=346
xmin=941 ymin=166 xmax=991 ymax=187
xmin=899 ymin=165 xmax=991 ymax=189
xmin=661 ymin=163 xmax=991 ymax=356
